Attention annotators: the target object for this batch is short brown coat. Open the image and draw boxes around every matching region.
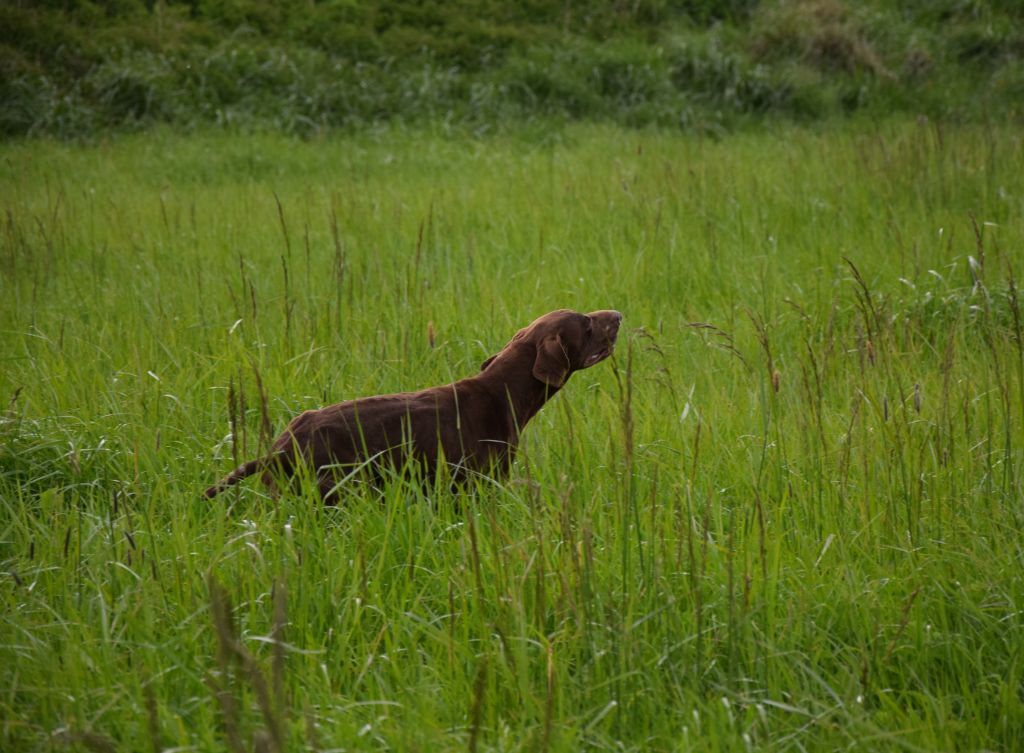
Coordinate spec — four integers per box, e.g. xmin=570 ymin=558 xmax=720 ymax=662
xmin=204 ymin=308 xmax=622 ymax=501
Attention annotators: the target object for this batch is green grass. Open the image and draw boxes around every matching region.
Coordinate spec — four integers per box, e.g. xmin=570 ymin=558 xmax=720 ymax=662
xmin=2 ymin=119 xmax=1023 ymax=751
xmin=3 ymin=0 xmax=1022 ymax=138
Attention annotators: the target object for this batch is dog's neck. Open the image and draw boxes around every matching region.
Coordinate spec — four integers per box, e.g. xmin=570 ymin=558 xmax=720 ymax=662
xmin=473 ymin=347 xmax=561 ymax=430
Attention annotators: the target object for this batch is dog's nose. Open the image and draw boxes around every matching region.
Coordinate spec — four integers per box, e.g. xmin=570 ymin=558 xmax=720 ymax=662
xmin=600 ymin=310 xmax=623 ymax=330
xmin=590 ymin=309 xmax=623 ymax=324
xmin=590 ymin=310 xmax=623 ymax=339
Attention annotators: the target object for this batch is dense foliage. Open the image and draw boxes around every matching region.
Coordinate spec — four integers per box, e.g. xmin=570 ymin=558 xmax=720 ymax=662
xmin=2 ymin=0 xmax=1022 ymax=137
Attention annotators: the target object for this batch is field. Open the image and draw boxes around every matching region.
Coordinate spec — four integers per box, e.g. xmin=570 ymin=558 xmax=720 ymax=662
xmin=2 ymin=120 xmax=1023 ymax=751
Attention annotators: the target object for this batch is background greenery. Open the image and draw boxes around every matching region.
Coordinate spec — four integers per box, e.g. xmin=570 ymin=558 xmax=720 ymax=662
xmin=2 ymin=120 xmax=1023 ymax=750
xmin=3 ymin=0 xmax=1023 ymax=138
xmin=2 ymin=1 xmax=1023 ymax=751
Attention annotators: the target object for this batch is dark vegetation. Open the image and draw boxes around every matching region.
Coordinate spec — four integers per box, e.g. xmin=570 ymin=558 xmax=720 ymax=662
xmin=2 ymin=1 xmax=1023 ymax=137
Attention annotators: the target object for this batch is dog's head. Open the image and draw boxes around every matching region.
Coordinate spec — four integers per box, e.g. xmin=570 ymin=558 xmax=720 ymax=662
xmin=482 ymin=309 xmax=623 ymax=387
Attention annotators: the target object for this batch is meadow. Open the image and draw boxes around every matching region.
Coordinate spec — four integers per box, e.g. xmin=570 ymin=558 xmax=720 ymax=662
xmin=2 ymin=119 xmax=1023 ymax=751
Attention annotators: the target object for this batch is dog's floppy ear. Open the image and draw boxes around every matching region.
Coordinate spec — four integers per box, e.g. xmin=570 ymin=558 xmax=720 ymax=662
xmin=480 ymin=353 xmax=497 ymax=371
xmin=533 ymin=334 xmax=570 ymax=387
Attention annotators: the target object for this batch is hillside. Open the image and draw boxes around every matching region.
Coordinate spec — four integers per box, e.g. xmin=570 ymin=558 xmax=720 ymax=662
xmin=2 ymin=0 xmax=1022 ymax=137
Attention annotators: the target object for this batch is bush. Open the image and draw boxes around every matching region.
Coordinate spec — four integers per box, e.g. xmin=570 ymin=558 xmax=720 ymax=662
xmin=750 ymin=0 xmax=890 ymax=76
xmin=668 ymin=39 xmax=797 ymax=114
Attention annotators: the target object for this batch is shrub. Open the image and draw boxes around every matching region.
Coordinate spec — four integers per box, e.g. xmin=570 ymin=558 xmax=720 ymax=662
xmin=750 ymin=0 xmax=890 ymax=76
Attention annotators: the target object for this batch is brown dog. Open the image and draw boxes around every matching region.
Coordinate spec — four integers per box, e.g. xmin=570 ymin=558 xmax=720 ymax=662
xmin=204 ymin=309 xmax=622 ymax=501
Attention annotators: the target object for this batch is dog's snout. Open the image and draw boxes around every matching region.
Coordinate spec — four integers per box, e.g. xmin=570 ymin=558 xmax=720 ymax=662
xmin=590 ymin=309 xmax=623 ymax=324
xmin=591 ymin=309 xmax=623 ymax=336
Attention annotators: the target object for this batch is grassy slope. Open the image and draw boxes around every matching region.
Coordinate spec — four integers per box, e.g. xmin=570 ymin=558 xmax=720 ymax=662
xmin=1 ymin=120 xmax=1023 ymax=750
xmin=2 ymin=0 xmax=1023 ymax=138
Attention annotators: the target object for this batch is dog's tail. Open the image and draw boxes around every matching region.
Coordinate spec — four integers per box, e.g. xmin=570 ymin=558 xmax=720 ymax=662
xmin=204 ymin=457 xmax=269 ymax=499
